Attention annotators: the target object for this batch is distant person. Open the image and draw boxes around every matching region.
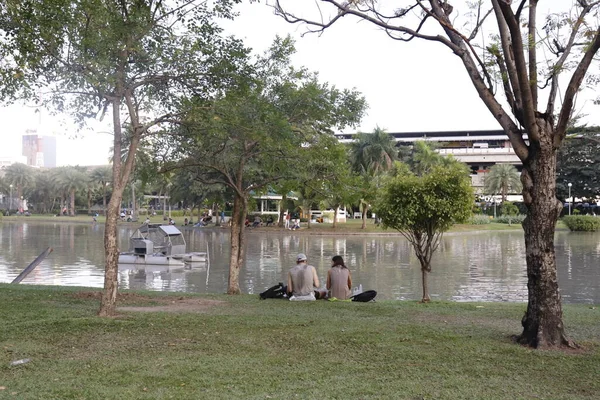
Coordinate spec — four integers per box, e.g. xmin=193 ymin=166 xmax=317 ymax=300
xmin=184 ymin=218 xmax=188 ymax=226
xmin=326 ymin=255 xmax=352 ymax=300
xmin=266 ymin=216 xmax=274 ymax=226
xmin=169 ymin=217 xmax=175 ymax=225
xmin=291 ymin=219 xmax=300 ymax=230
xmin=252 ymin=215 xmax=262 ymax=228
xmin=285 ymin=212 xmax=291 ymax=229
xmin=145 ymin=217 xmax=150 ymax=224
xmin=287 ymin=253 xmax=320 ymax=301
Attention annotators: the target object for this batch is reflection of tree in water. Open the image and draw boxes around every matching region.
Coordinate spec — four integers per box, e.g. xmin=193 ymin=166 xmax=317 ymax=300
xmin=1 ymin=224 xmax=598 ymax=303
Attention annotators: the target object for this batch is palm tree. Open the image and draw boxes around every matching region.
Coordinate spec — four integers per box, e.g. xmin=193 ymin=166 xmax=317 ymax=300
xmin=350 ymin=127 xmax=397 ymax=175
xmin=30 ymin=170 xmax=59 ymax=214
xmin=484 ymin=164 xmax=522 ymax=202
xmin=54 ymin=166 xmax=89 ymax=216
xmin=350 ymin=127 xmax=397 ymax=228
xmin=3 ymin=163 xmax=35 ymax=211
xmin=90 ymin=166 xmax=112 ymax=215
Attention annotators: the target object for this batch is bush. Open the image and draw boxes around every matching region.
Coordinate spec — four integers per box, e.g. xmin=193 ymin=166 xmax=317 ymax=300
xmin=562 ymin=215 xmax=600 ymax=232
xmin=467 ymin=215 xmax=491 ymax=225
xmin=494 ymin=214 xmax=526 ymax=225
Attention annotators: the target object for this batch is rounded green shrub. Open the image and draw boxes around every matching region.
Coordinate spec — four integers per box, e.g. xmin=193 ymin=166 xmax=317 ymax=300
xmin=562 ymin=215 xmax=600 ymax=232
xmin=494 ymin=214 xmax=527 ymax=224
xmin=468 ymin=214 xmax=491 ymax=225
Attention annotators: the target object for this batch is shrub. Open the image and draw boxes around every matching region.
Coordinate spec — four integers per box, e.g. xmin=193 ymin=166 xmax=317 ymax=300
xmin=494 ymin=214 xmax=526 ymax=225
xmin=562 ymin=215 xmax=600 ymax=232
xmin=468 ymin=214 xmax=491 ymax=225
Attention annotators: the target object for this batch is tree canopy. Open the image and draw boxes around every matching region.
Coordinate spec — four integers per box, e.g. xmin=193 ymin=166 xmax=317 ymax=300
xmin=160 ymin=37 xmax=366 ymax=294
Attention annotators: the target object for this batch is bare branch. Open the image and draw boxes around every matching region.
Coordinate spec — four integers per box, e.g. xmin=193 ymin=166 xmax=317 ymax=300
xmin=528 ymin=0 xmax=538 ymax=107
xmin=273 ymin=0 xmax=462 ymax=50
xmin=555 ymin=26 xmax=600 ymax=146
xmin=497 ymin=0 xmax=540 ymax=142
xmin=546 ymin=1 xmax=597 ymax=116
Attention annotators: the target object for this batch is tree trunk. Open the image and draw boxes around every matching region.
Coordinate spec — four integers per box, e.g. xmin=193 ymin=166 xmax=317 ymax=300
xmin=99 ymin=193 xmax=121 ymax=317
xmin=421 ymin=268 xmax=430 ymax=303
xmin=87 ymin=188 xmax=92 ymax=215
xmin=517 ymin=127 xmax=573 ymax=348
xmin=361 ymin=202 xmax=368 ymax=229
xmin=332 ymin=207 xmax=339 ymax=229
xmin=228 ymin=194 xmax=246 ymax=294
xmin=102 ymin=184 xmax=107 ymax=216
xmin=70 ymin=189 xmax=76 ymax=216
xmin=98 ymin=85 xmax=141 ymax=316
xmin=278 ymin=195 xmax=287 ymax=228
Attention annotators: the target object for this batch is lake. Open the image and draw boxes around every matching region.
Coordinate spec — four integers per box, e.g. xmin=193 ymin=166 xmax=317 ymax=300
xmin=0 ymin=221 xmax=598 ymax=304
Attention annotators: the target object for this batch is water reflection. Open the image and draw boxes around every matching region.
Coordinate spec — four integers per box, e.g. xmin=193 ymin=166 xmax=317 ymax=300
xmin=0 ymin=221 xmax=599 ymax=304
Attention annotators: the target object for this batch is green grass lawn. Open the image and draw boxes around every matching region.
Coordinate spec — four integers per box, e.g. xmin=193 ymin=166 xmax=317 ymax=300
xmin=1 ymin=284 xmax=598 ymax=399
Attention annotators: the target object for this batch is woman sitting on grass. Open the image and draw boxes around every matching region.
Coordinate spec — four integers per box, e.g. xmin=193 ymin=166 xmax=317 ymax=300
xmin=326 ymin=255 xmax=352 ymax=300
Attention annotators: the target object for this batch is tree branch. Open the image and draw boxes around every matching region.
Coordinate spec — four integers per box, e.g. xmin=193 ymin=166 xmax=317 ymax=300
xmin=555 ymin=26 xmax=600 ymax=146
xmin=497 ymin=0 xmax=540 ymax=142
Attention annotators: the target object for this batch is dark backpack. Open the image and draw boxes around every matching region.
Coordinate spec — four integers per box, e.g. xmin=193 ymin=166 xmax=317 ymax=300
xmin=350 ymin=290 xmax=377 ymax=302
xmin=259 ymin=283 xmax=288 ymax=300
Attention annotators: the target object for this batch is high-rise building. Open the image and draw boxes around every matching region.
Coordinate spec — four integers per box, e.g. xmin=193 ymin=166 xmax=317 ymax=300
xmin=22 ymin=131 xmax=57 ymax=168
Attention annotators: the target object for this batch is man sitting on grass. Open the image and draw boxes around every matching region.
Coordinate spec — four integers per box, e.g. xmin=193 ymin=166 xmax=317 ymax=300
xmin=287 ymin=253 xmax=320 ymax=301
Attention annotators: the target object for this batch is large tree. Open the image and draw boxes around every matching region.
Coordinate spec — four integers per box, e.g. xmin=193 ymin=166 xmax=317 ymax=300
xmin=0 ymin=0 xmax=247 ymax=316
xmin=275 ymin=0 xmax=600 ymax=349
xmin=164 ymin=37 xmax=365 ymax=294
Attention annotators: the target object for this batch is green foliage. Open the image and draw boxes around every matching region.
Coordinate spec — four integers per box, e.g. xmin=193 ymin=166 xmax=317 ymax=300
xmin=375 ymin=163 xmax=474 ymax=235
xmin=468 ymin=215 xmax=491 ymax=225
xmin=350 ymin=127 xmax=397 ymax=175
xmin=494 ymin=214 xmax=527 ymax=225
xmin=167 ymin=36 xmax=366 ymax=210
xmin=557 ymin=129 xmax=600 ymax=199
xmin=501 ymin=201 xmax=519 ymax=216
xmin=483 ymin=164 xmax=522 ymax=201
xmin=562 ymin=215 xmax=600 ymax=231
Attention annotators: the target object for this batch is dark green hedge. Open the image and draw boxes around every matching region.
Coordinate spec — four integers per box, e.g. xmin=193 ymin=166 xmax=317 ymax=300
xmin=562 ymin=215 xmax=600 ymax=232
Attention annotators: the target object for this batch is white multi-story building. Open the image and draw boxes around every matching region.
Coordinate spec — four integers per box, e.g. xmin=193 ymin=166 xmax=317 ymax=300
xmin=336 ymin=129 xmax=526 ymax=193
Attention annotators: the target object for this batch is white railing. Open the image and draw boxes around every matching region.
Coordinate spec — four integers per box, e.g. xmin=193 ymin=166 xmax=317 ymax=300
xmin=437 ymin=147 xmax=515 ymax=155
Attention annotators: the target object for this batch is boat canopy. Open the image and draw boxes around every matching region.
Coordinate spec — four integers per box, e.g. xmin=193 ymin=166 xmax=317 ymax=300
xmin=130 ymin=224 xmax=186 ymax=255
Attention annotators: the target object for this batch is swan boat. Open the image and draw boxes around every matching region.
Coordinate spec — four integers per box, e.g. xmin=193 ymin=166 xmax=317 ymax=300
xmin=118 ymin=224 xmax=208 ymax=266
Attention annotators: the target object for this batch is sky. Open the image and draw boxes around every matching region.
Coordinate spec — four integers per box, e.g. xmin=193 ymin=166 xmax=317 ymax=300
xmin=0 ymin=0 xmax=597 ymax=166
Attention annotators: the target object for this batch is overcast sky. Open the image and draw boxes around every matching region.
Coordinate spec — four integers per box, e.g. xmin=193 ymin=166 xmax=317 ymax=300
xmin=0 ymin=0 xmax=597 ymax=166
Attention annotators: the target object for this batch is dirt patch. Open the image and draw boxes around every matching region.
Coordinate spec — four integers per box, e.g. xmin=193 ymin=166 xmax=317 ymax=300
xmin=68 ymin=291 xmax=225 ymax=313
xmin=69 ymin=291 xmax=154 ymax=302
xmin=118 ymin=298 xmax=224 ymax=313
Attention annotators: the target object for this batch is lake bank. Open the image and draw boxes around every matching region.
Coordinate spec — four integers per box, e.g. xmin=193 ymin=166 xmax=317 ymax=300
xmin=1 ymin=284 xmax=598 ymax=399
xmin=1 ymin=214 xmax=568 ymax=234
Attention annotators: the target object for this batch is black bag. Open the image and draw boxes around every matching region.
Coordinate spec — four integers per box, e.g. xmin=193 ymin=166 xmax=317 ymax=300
xmin=259 ymin=283 xmax=287 ymax=300
xmin=350 ymin=290 xmax=377 ymax=302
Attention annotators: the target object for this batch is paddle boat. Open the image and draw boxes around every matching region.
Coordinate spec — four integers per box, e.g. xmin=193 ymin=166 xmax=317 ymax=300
xmin=118 ymin=224 xmax=208 ymax=266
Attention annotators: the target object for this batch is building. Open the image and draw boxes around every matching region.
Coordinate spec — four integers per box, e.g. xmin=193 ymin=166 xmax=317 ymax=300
xmin=0 ymin=155 xmax=28 ymax=168
xmin=335 ymin=129 xmax=526 ymax=193
xmin=22 ymin=131 xmax=57 ymax=168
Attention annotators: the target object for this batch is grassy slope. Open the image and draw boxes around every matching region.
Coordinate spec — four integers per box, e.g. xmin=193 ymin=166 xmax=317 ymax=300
xmin=1 ymin=285 xmax=598 ymax=400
